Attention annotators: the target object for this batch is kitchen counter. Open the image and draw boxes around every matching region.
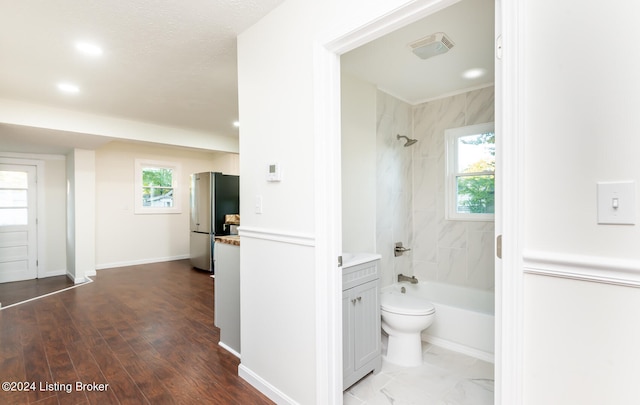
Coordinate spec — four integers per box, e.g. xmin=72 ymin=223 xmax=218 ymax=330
xmin=215 ymin=235 xmax=240 ymax=246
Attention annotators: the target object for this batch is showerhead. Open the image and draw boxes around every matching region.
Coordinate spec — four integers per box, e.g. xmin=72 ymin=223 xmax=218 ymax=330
xmin=397 ymin=134 xmax=418 ymax=147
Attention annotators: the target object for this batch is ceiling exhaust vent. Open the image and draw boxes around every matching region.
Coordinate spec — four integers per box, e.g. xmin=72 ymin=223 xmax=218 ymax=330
xmin=408 ymin=32 xmax=455 ymax=60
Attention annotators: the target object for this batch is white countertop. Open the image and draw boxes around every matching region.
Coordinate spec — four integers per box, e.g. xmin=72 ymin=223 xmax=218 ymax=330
xmin=342 ymin=252 xmax=381 ymax=268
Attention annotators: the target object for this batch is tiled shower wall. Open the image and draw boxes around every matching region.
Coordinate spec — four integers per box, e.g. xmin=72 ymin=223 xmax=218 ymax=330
xmin=376 ymin=90 xmax=413 ymax=287
xmin=377 ymin=86 xmax=495 ymax=291
xmin=412 ymin=86 xmax=495 ymax=291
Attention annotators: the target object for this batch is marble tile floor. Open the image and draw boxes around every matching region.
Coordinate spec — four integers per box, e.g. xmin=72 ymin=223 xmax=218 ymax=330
xmin=344 ymin=341 xmax=494 ymax=405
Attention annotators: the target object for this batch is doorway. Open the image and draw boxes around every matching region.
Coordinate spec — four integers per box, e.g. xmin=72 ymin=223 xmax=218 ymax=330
xmin=314 ymin=0 xmax=524 ymax=403
xmin=0 ymin=163 xmax=38 ymax=283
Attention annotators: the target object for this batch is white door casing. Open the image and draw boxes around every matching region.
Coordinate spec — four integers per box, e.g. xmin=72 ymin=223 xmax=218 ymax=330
xmin=0 ymin=163 xmax=38 ymax=283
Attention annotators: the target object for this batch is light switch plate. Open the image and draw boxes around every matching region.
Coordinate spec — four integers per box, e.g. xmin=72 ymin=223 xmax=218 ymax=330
xmin=597 ymin=181 xmax=636 ymax=225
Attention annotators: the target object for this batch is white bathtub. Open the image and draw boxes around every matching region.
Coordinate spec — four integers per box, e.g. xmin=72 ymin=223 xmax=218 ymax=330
xmin=382 ymin=281 xmax=495 ymax=362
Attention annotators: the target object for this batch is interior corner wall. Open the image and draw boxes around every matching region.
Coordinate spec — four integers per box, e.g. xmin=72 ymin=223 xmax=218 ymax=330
xmin=94 ymin=141 xmax=237 ymax=269
xmin=341 ymin=74 xmax=377 ymax=254
xmin=66 ymin=148 xmax=95 ymax=282
xmin=523 ymin=1 xmax=640 ymax=404
xmin=42 ymin=157 xmax=67 ymax=276
xmin=65 ymin=152 xmax=76 ymax=280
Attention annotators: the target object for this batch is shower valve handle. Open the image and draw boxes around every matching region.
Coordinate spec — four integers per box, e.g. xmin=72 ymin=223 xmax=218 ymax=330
xmin=394 ymin=242 xmax=411 ymax=257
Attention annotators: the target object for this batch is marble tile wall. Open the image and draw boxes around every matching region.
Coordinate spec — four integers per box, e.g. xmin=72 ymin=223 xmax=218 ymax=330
xmin=376 ymin=90 xmax=413 ymax=287
xmin=412 ymin=86 xmax=495 ymax=291
xmin=376 ymin=86 xmax=495 ymax=291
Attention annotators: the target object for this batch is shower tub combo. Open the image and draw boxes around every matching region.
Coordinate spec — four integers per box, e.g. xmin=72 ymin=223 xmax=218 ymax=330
xmin=382 ymin=281 xmax=495 ymax=362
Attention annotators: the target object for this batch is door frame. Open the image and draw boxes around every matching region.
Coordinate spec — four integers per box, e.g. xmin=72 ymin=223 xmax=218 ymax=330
xmin=0 ymin=156 xmax=45 ymax=279
xmin=313 ymin=0 xmax=525 ymax=403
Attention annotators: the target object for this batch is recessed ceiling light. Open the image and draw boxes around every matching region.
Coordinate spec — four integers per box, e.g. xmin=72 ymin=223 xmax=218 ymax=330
xmin=462 ymin=68 xmax=487 ymax=80
xmin=233 ymin=121 xmax=240 ymax=128
xmin=75 ymin=41 xmax=103 ymax=56
xmin=57 ymin=83 xmax=80 ymax=94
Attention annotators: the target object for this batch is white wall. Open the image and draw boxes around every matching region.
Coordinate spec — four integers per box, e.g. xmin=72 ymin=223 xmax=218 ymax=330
xmin=41 ymin=157 xmax=67 ymax=276
xmin=341 ymin=74 xmax=377 ymax=254
xmin=238 ymin=2 xmax=322 ymax=402
xmin=522 ymin=1 xmax=640 ymax=404
xmin=66 ymin=148 xmax=95 ymax=282
xmin=524 ymin=0 xmax=640 ymax=259
xmin=95 ymin=141 xmax=238 ymax=268
xmin=523 ymin=274 xmax=640 ymax=404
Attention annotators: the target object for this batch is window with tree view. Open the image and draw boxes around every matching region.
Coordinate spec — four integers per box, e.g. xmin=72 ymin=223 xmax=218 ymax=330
xmin=142 ymin=167 xmax=174 ymax=207
xmin=135 ymin=159 xmax=181 ymax=214
xmin=445 ymin=122 xmax=495 ymax=220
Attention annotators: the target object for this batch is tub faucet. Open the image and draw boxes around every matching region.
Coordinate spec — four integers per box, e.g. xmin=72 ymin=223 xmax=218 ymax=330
xmin=397 ymin=273 xmax=418 ymax=284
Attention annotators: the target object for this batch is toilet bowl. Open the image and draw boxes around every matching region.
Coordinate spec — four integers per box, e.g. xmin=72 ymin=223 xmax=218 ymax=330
xmin=380 ymin=289 xmax=435 ymax=367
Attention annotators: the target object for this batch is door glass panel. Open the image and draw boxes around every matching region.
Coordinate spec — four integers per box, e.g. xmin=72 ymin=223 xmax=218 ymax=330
xmin=0 ymin=190 xmax=28 ymax=208
xmin=0 ymin=208 xmax=28 ymax=226
xmin=0 ymin=170 xmax=30 ymax=226
xmin=0 ymin=171 xmax=28 ymax=188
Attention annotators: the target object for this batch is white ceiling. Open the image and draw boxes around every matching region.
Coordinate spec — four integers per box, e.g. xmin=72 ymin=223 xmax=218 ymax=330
xmin=0 ymin=0 xmax=493 ymax=155
xmin=342 ymin=0 xmax=495 ymax=104
xmin=0 ymin=0 xmax=284 ymax=153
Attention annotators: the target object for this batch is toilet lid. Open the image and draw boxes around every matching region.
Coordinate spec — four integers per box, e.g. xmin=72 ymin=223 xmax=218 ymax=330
xmin=380 ymin=292 xmax=435 ymax=316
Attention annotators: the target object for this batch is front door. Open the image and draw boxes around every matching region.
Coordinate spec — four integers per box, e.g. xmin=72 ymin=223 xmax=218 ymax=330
xmin=0 ymin=164 xmax=37 ymax=283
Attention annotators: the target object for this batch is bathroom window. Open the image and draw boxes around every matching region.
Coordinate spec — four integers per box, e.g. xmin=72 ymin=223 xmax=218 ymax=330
xmin=134 ymin=159 xmax=182 ymax=214
xmin=445 ymin=122 xmax=495 ymax=221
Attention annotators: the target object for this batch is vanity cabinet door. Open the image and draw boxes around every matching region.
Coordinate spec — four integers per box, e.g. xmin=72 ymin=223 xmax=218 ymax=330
xmin=352 ymin=279 xmax=380 ymax=370
xmin=343 ymin=278 xmax=381 ymax=389
xmin=342 ymin=289 xmax=355 ymax=379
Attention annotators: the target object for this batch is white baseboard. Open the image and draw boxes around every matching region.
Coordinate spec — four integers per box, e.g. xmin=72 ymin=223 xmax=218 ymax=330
xmin=95 ymin=254 xmax=190 ymax=270
xmin=41 ymin=268 xmax=66 ymax=278
xmin=218 ymin=342 xmax=241 ymax=359
xmin=424 ymin=335 xmax=495 ymax=363
xmin=66 ymin=271 xmax=90 ymax=284
xmin=238 ymin=364 xmax=299 ymax=405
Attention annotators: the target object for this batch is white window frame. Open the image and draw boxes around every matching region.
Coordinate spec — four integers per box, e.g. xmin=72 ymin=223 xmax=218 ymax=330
xmin=134 ymin=159 xmax=182 ymax=214
xmin=445 ymin=122 xmax=495 ymax=221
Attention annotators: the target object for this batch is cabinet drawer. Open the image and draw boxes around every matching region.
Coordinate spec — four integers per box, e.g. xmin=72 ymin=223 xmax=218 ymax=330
xmin=342 ymin=261 xmax=379 ymax=290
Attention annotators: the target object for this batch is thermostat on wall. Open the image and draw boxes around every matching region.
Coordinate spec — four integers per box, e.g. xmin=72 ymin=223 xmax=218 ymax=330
xmin=266 ymin=163 xmax=282 ymax=182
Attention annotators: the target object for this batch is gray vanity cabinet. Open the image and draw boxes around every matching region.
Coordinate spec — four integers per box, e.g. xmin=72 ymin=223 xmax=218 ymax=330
xmin=342 ymin=258 xmax=381 ymax=390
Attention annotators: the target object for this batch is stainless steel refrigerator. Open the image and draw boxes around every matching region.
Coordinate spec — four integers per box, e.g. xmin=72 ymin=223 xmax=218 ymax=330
xmin=189 ymin=172 xmax=239 ymax=272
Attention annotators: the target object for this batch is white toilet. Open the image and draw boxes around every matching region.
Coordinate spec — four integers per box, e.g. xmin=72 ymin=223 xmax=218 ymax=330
xmin=380 ymin=289 xmax=436 ymax=367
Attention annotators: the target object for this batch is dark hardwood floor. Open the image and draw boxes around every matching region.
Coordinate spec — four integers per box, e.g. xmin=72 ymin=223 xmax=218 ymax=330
xmin=0 ymin=276 xmax=76 ymax=308
xmin=0 ymin=260 xmax=274 ymax=405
